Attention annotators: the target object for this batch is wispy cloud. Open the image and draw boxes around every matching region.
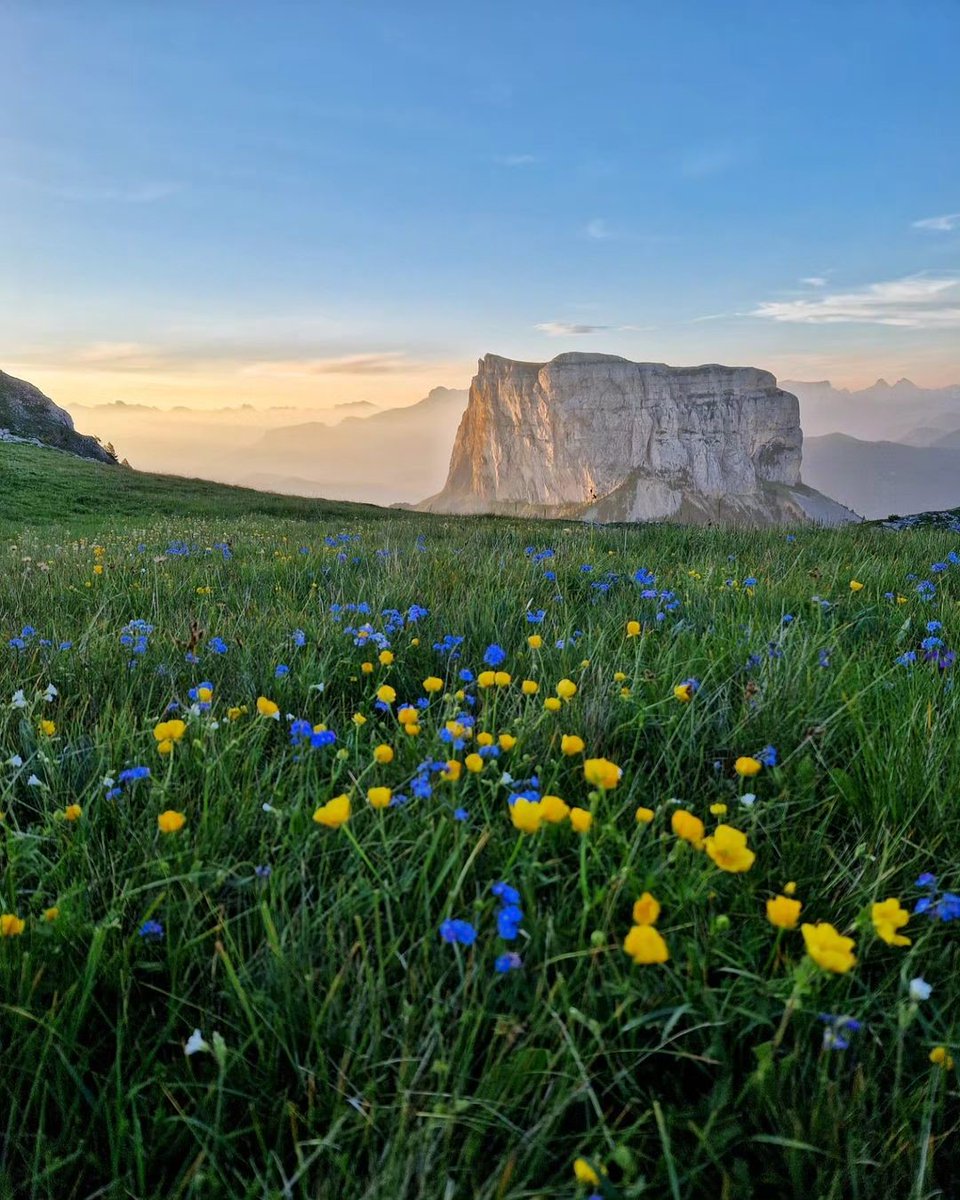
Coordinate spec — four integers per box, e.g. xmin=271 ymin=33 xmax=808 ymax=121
xmin=585 ymin=217 xmax=612 ymax=240
xmin=752 ymin=274 xmax=960 ymax=328
xmin=241 ymin=353 xmax=429 ymax=376
xmin=75 ymin=342 xmax=159 ymax=366
xmin=800 ymin=276 xmax=827 ymax=287
xmin=912 ymin=212 xmax=960 ymax=232
xmin=535 ymin=322 xmax=611 ymax=336
xmin=495 ymin=153 xmax=538 ymax=167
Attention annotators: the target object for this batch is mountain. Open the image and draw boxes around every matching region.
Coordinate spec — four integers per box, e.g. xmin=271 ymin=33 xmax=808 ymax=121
xmin=0 ymin=370 xmax=116 ymax=463
xmin=240 ymin=386 xmax=469 ymax=504
xmin=785 ymin=378 xmax=960 ymax=441
xmin=802 ymin=433 xmax=960 ymax=519
xmin=420 ymin=353 xmax=856 ymax=526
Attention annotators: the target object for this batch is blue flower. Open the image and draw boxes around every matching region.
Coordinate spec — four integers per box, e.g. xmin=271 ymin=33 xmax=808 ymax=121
xmin=138 ymin=919 xmax=164 ymax=941
xmin=439 ymin=919 xmax=477 ymax=946
xmin=208 ymin=636 xmax=229 ymax=655
xmin=453 ymin=807 xmax=469 ymax=821
xmin=818 ymin=1013 xmax=862 ymax=1051
xmin=275 ymin=663 xmax=290 ymax=678
xmin=495 ymin=952 xmax=523 ymax=973
xmin=118 ymin=765 xmax=151 ymax=784
xmin=756 ymin=745 xmax=778 ymax=768
xmin=483 ymin=643 xmax=507 ymax=667
xmin=491 ymin=882 xmax=520 ymax=905
xmin=526 ymin=609 xmax=546 ymax=624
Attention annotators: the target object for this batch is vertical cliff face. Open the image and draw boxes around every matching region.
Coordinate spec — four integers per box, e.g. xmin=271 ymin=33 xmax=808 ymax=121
xmin=0 ymin=370 xmax=116 ymax=463
xmin=421 ymin=353 xmax=856 ymax=526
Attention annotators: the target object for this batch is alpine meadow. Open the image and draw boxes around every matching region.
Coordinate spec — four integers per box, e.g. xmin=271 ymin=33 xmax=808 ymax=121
xmin=2 ymin=444 xmax=960 ymax=1199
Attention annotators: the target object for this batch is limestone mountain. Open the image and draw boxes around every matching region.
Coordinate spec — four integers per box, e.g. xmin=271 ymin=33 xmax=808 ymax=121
xmin=420 ymin=353 xmax=857 ymax=526
xmin=0 ymin=370 xmax=116 ymax=463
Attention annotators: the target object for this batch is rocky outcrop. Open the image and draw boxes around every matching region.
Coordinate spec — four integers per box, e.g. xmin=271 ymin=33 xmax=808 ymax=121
xmin=0 ymin=369 xmax=116 ymax=464
xmin=420 ymin=353 xmax=858 ymax=526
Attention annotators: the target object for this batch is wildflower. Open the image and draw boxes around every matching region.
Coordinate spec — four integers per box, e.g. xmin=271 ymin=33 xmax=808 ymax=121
xmin=38 ymin=719 xmax=56 ymax=737
xmin=0 ymin=913 xmax=26 ymax=938
xmin=42 ymin=906 xmax=59 ymax=922
xmin=379 ymin=650 xmax=394 ymax=665
xmin=43 ymin=683 xmax=58 ymax=701
xmin=671 ymin=810 xmax=705 ymax=847
xmin=635 ymin=805 xmax=655 ymax=824
xmin=910 ymin=977 xmax=932 ymax=1002
xmin=494 ymin=671 xmax=511 ymax=687
xmin=63 ymin=804 xmax=82 ymax=822
xmin=704 ymin=824 xmax=755 ymax=873
xmin=256 ymin=696 xmax=280 ymax=719
xmin=375 ymin=684 xmax=396 ymax=705
xmin=465 ymin=753 xmax=484 ymax=773
xmin=521 ymin=679 xmax=539 ymax=695
xmin=442 ymin=760 xmax=462 ymax=782
xmin=540 ymin=794 xmax=570 ymax=823
xmin=495 ymin=951 xmax=522 ymax=973
xmin=801 ymin=922 xmax=857 ymax=974
xmin=632 ymin=892 xmax=661 ymax=926
xmin=184 ymin=1029 xmax=210 ymax=1057
xmin=153 ymin=718 xmax=187 ymax=754
xmin=734 ymin=756 xmax=762 ymax=777
xmin=739 ymin=792 xmax=757 ymax=808
xmin=556 ymin=678 xmax=577 ymax=699
xmin=138 ymin=919 xmax=164 ymax=941
xmin=510 ymin=798 xmax=543 ymax=834
xmin=483 ymin=644 xmax=507 ymax=668
xmin=583 ymin=757 xmax=621 ymax=790
xmin=709 ymin=802 xmax=728 ymax=816
xmin=569 ymin=807 xmax=593 ymax=833
xmin=544 ymin=696 xmax=562 ymax=712
xmin=313 ymin=794 xmax=351 ymax=828
xmin=626 ymin=620 xmax=641 ymax=638
xmin=766 ymin=894 xmax=802 ymax=929
xmin=439 ymin=918 xmax=477 ymax=946
xmin=673 ymin=678 xmax=700 ymax=703
xmin=527 ymin=634 xmax=543 ymax=649
xmin=373 ymin=744 xmax=394 ymax=764
xmin=477 ymin=671 xmax=496 ymax=688
xmin=849 ymin=580 xmax=864 ymax=592
xmin=623 ymin=924 xmax=669 ymax=964
xmin=157 ymin=810 xmax=186 ymax=834
xmin=367 ymin=786 xmax=392 ymax=809
xmin=756 ymin=745 xmax=778 ymax=767
xmin=819 ymin=1013 xmax=863 ymax=1051
xmin=871 ymin=898 xmax=911 ymax=946
xmin=397 ymin=705 xmax=418 ymax=725
xmin=561 ymin=734 xmax=585 ymax=756
xmin=423 ymin=676 xmax=444 ymax=694
xmin=573 ymin=1157 xmax=601 ymax=1186
xmin=784 ymin=880 xmax=798 ymax=895
xmin=930 ymin=1046 xmax=955 ymax=1070
xmin=226 ymin=705 xmax=247 ymax=721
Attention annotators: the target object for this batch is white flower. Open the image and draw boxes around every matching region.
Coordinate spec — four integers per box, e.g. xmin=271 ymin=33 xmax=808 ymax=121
xmin=910 ymin=977 xmax=932 ymax=1002
xmin=102 ymin=775 xmax=115 ymax=788
xmin=26 ymin=774 xmax=42 ymax=787
xmin=309 ymin=683 xmax=326 ymax=693
xmin=740 ymin=793 xmax=757 ymax=808
xmin=184 ymin=1029 xmax=210 ymax=1057
xmin=11 ymin=690 xmax=27 ymax=709
xmin=7 ymin=754 xmax=23 ymax=768
xmin=43 ymin=683 xmax=58 ymax=701
xmin=261 ymin=802 xmax=275 ymax=812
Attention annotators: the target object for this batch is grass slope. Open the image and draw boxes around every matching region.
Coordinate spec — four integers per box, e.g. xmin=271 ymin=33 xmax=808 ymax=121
xmin=1 ymin=444 xmax=960 ymax=1199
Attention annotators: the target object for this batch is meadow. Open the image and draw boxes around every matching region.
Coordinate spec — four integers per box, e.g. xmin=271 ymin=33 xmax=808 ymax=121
xmin=2 ymin=446 xmax=960 ymax=1199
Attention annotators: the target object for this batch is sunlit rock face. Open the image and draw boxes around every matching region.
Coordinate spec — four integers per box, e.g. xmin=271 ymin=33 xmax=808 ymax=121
xmin=420 ymin=353 xmax=858 ymax=526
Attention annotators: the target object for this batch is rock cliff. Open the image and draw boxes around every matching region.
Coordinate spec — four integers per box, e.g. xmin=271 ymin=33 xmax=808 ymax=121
xmin=0 ymin=369 xmax=116 ymax=463
xmin=420 ymin=353 xmax=857 ymax=526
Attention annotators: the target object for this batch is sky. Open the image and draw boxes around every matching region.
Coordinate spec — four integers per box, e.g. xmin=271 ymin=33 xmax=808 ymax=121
xmin=2 ymin=0 xmax=959 ymax=412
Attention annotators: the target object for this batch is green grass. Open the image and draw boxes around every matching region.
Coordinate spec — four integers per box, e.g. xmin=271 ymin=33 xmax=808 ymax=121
xmin=1 ymin=444 xmax=959 ymax=1199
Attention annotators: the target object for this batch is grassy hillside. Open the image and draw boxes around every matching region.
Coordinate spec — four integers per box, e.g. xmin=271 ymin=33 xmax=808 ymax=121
xmin=0 ymin=441 xmax=389 ymax=530
xmin=2 ymin=443 xmax=960 ymax=1198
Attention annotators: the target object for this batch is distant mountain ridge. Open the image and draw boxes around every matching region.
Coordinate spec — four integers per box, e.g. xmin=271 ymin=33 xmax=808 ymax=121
xmin=785 ymin=377 xmax=960 ymax=441
xmin=0 ymin=370 xmax=116 ymax=463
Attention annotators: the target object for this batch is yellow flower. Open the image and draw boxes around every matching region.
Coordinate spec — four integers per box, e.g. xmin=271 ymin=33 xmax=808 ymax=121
xmin=544 ymin=696 xmax=562 ymax=713
xmin=379 ymin=650 xmax=394 ymax=665
xmin=397 ymin=705 xmax=418 ymax=725
xmin=849 ymin=579 xmax=864 ymax=592
xmin=573 ymin=1157 xmax=600 ymax=1186
xmin=626 ymin=620 xmax=641 ymax=638
xmin=196 ymin=686 xmax=213 ymax=704
xmin=43 ymin=906 xmax=60 ymax=923
xmin=465 ymin=753 xmax=484 ymax=773
xmin=527 ymin=634 xmax=543 ymax=650
xmin=556 ymin=678 xmax=577 ymax=700
xmin=510 ymin=798 xmax=543 ymax=834
xmin=569 ymin=806 xmax=593 ymax=834
xmin=673 ymin=683 xmax=694 ymax=704
xmin=613 ymin=671 xmax=627 ymax=682
xmin=784 ymin=880 xmax=798 ymax=896
xmin=671 ymin=809 xmax=705 ymax=846
xmin=561 ymin=734 xmax=585 ymax=756
xmin=64 ymin=804 xmax=82 ymax=822
xmin=196 ymin=585 xmax=213 ymax=595
xmin=632 ymin=892 xmax=661 ymax=926
xmin=92 ymin=564 xmax=104 ymax=576
xmin=313 ymin=794 xmax=351 ymax=828
xmin=704 ymin=824 xmax=756 ymax=873
xmin=709 ymin=802 xmax=728 ymax=816
xmin=801 ymin=922 xmax=857 ymax=974
xmin=226 ymin=705 xmax=247 ymax=722
xmin=521 ymin=679 xmax=539 ymax=695
xmin=373 ymin=744 xmax=394 ymax=764
xmin=634 ymin=805 xmax=655 ymax=824
xmin=157 ymin=809 xmax=186 ymax=834
xmin=442 ymin=760 xmax=462 ymax=782
xmin=540 ymin=794 xmax=570 ymax=823
xmin=734 ymin=756 xmax=762 ymax=777
xmin=367 ymin=786 xmax=392 ymax=810
xmin=39 ymin=719 xmax=56 ymax=737
xmin=153 ymin=719 xmax=187 ymax=747
xmin=0 ymin=913 xmax=26 ymax=937
xmin=423 ymin=676 xmax=444 ymax=694
xmin=403 ymin=723 xmax=421 ymax=737
xmin=583 ymin=757 xmax=621 ymax=790
xmin=766 ymin=894 xmax=802 ymax=930
xmin=476 ymin=731 xmax=494 ymax=746
xmin=871 ymin=897 xmax=911 ymax=947
xmin=361 ymin=661 xmax=374 ymax=674
xmin=930 ymin=1046 xmax=955 ymax=1070
xmin=352 ymin=712 xmax=367 ymax=726
xmin=623 ymin=924 xmax=669 ymax=964
xmin=494 ymin=671 xmax=511 ymax=687
xmin=498 ymin=732 xmax=517 ymax=751
xmin=256 ymin=696 xmax=280 ymax=719
xmin=477 ymin=670 xmax=496 ymax=688
xmin=376 ymin=685 xmax=396 ymax=705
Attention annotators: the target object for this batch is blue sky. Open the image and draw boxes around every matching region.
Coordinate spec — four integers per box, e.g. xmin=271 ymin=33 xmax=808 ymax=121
xmin=2 ymin=0 xmax=959 ymax=409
